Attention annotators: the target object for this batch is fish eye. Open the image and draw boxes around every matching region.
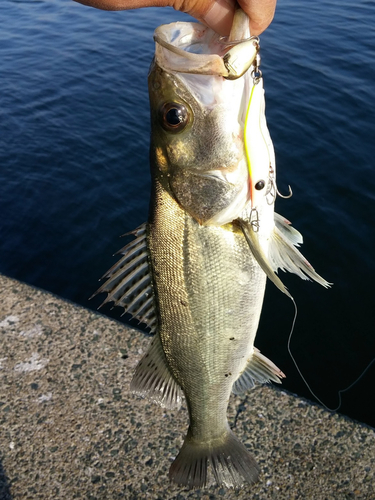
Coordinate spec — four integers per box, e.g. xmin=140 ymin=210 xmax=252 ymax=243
xmin=255 ymin=180 xmax=265 ymax=190
xmin=160 ymin=103 xmax=189 ymax=132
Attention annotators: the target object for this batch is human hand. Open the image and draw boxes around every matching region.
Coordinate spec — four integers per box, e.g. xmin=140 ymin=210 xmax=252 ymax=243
xmin=73 ymin=0 xmax=277 ymax=36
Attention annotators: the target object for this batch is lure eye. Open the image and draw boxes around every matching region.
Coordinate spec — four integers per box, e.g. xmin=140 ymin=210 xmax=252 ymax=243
xmin=160 ymin=103 xmax=189 ymax=132
xmin=255 ymin=180 xmax=265 ymax=190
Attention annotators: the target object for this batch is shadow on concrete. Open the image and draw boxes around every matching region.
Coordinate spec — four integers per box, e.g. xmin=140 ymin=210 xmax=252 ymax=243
xmin=0 ymin=460 xmax=12 ymax=500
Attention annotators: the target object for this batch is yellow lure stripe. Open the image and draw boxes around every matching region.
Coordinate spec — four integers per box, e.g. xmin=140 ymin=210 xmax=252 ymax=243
xmin=243 ymin=84 xmax=256 ymax=206
xmin=244 ymin=84 xmax=256 ymax=175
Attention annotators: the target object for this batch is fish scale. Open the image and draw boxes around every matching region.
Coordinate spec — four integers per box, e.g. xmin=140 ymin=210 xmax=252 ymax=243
xmin=149 ymin=179 xmax=266 ymax=444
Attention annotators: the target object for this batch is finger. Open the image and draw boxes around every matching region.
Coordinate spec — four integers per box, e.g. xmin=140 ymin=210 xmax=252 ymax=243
xmin=193 ymin=0 xmax=236 ymax=36
xmin=197 ymin=0 xmax=276 ymax=36
xmin=73 ymin=0 xmax=173 ymax=11
xmin=73 ymin=0 xmax=276 ymax=36
xmin=238 ymin=0 xmax=277 ymax=35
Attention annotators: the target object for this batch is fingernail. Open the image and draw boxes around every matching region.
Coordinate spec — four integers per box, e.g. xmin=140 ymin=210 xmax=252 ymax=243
xmin=201 ymin=0 xmax=235 ymax=36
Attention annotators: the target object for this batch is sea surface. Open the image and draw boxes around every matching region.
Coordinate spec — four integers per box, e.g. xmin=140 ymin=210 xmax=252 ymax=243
xmin=1 ymin=0 xmax=374 ymax=428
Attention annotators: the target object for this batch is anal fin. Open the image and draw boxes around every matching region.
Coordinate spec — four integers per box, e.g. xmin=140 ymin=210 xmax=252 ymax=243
xmin=130 ymin=333 xmax=183 ymax=410
xmin=232 ymin=347 xmax=286 ymax=395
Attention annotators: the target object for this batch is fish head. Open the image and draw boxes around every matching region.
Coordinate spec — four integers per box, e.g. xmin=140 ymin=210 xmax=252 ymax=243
xmin=149 ymin=21 xmax=275 ymax=226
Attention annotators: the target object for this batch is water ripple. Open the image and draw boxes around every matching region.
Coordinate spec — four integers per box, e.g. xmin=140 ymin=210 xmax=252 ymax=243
xmin=1 ymin=0 xmax=374 ymax=426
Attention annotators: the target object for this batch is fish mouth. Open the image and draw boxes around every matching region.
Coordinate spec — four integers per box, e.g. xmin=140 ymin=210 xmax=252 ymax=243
xmin=152 ymin=19 xmax=262 ymax=225
xmin=154 ymin=22 xmax=259 ymax=80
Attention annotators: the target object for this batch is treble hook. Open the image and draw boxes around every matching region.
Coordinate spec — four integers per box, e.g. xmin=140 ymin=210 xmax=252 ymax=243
xmin=250 ymin=208 xmax=260 ymax=232
xmin=276 ymin=185 xmax=293 ymax=199
xmin=266 ymin=177 xmax=276 ymax=205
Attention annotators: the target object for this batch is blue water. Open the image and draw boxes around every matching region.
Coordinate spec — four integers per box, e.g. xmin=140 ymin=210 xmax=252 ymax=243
xmin=1 ymin=0 xmax=374 ymax=428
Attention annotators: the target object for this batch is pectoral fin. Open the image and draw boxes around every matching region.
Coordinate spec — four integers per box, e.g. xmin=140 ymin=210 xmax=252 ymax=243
xmin=232 ymin=347 xmax=286 ymax=395
xmin=130 ymin=333 xmax=183 ymax=410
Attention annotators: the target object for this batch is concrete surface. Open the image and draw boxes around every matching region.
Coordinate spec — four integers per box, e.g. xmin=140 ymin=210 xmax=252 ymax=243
xmin=0 ymin=273 xmax=374 ymax=500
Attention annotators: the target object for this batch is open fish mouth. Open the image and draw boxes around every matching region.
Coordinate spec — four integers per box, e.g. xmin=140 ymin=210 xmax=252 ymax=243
xmin=154 ymin=20 xmax=260 ymax=80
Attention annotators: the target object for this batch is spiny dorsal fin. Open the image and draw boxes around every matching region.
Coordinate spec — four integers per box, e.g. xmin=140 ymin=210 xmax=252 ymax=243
xmin=91 ymin=223 xmax=158 ymax=333
xmin=130 ymin=333 xmax=183 ymax=410
xmin=232 ymin=347 xmax=286 ymax=395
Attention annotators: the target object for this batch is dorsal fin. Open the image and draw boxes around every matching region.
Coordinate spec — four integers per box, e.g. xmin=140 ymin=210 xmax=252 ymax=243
xmin=91 ymin=223 xmax=158 ymax=333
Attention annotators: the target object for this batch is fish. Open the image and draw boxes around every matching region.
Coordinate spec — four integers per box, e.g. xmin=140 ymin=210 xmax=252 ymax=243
xmin=93 ymin=8 xmax=330 ymax=489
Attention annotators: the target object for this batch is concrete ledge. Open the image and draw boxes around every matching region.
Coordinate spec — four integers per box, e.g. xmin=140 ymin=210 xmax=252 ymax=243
xmin=0 ymin=274 xmax=374 ymax=499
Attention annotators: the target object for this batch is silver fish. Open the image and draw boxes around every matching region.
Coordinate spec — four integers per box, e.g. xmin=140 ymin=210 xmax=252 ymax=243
xmin=93 ymin=9 xmax=329 ymax=489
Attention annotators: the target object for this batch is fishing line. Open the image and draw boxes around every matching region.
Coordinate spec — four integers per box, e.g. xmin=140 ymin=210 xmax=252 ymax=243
xmin=286 ymin=295 xmax=375 ymax=412
xmin=286 ymin=296 xmax=334 ymax=409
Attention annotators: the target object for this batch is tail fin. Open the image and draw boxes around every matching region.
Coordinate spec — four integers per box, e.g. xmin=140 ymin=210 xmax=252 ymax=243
xmin=169 ymin=428 xmax=259 ymax=488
